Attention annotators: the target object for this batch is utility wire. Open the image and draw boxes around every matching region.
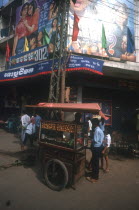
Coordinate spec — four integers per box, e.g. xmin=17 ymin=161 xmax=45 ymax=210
xmin=70 ymin=0 xmax=139 ymax=26
xmin=126 ymin=0 xmax=137 ymax=7
xmin=88 ymin=0 xmax=138 ymax=15
xmin=97 ymin=0 xmax=137 ymax=14
xmin=96 ymin=1 xmax=139 ymax=25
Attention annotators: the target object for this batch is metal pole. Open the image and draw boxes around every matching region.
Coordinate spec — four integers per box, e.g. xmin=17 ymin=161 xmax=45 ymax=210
xmin=48 ymin=0 xmax=70 ymax=103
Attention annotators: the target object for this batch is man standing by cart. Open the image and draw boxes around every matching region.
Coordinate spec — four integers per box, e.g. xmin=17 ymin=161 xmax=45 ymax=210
xmin=35 ymin=113 xmax=42 ymax=140
xmin=21 ymin=110 xmax=30 ymax=150
xmin=87 ymin=118 xmax=104 ymax=183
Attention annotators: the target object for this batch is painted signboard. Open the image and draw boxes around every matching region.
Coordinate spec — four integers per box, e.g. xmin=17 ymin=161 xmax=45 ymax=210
xmin=10 ymin=45 xmax=48 ymax=69
xmin=0 ymin=55 xmax=104 ymax=82
xmin=10 ymin=0 xmax=136 ymax=68
xmin=68 ymin=0 xmax=136 ymax=62
xmin=12 ymin=0 xmax=59 ymax=57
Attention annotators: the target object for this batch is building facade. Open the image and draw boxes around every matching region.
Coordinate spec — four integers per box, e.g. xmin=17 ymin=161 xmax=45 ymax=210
xmin=0 ymin=0 xmax=139 ymax=144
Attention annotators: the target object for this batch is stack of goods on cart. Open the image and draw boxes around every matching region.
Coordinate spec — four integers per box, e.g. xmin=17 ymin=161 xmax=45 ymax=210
xmin=40 ymin=121 xmax=84 ymax=149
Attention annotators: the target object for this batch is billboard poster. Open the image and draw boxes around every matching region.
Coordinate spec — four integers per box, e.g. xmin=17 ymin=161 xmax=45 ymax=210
xmin=12 ymin=0 xmax=59 ymax=58
xmin=68 ymin=0 xmax=136 ymax=62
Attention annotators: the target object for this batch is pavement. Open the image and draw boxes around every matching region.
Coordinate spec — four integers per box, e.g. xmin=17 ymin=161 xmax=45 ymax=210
xmin=0 ymin=128 xmax=37 ymax=168
xmin=0 ymin=129 xmax=21 ymax=166
xmin=0 ymin=128 xmax=139 ymax=210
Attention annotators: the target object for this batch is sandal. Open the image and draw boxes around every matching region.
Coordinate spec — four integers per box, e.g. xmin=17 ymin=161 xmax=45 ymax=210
xmin=104 ymin=169 xmax=109 ymax=173
xmin=86 ymin=177 xmax=98 ymax=183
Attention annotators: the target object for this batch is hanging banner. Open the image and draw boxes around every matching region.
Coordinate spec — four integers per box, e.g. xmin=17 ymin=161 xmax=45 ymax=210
xmin=68 ymin=0 xmax=136 ymax=62
xmin=10 ymin=45 xmax=48 ymax=69
xmin=0 ymin=55 xmax=103 ymax=82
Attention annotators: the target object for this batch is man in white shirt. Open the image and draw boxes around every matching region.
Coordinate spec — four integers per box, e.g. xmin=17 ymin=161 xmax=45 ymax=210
xmin=87 ymin=117 xmax=92 ymax=137
xmin=21 ymin=111 xmax=30 ymax=150
xmin=24 ymin=119 xmax=36 ymax=148
xmin=21 ymin=111 xmax=30 ymax=128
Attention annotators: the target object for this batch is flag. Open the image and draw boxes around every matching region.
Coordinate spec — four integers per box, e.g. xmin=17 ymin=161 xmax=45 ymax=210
xmin=127 ymin=27 xmax=135 ymax=53
xmin=24 ymin=37 xmax=29 ymax=52
xmin=102 ymin=24 xmax=107 ymax=49
xmin=43 ymin=29 xmax=50 ymax=45
xmin=6 ymin=42 xmax=10 ymax=62
xmin=72 ymin=13 xmax=79 ymax=41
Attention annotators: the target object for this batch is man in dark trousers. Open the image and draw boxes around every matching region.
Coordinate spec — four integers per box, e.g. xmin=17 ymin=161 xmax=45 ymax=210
xmin=87 ymin=118 xmax=104 ymax=183
xmin=35 ymin=113 xmax=42 ymax=140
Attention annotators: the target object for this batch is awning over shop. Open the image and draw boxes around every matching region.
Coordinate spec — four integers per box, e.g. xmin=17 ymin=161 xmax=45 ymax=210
xmin=0 ymin=55 xmax=104 ymax=82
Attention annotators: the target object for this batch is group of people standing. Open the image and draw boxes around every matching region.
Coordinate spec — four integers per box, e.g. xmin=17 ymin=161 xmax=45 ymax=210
xmin=86 ymin=117 xmax=111 ymax=183
xmin=21 ymin=111 xmax=42 ymax=151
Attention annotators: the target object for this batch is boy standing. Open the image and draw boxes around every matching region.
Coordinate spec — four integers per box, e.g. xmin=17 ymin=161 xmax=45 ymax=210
xmin=100 ymin=127 xmax=111 ymax=172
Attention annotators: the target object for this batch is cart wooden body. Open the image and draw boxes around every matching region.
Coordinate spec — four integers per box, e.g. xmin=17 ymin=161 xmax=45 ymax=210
xmin=26 ymin=103 xmax=102 ymax=191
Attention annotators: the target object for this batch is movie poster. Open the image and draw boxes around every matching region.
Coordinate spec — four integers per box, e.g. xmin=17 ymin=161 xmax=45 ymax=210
xmin=12 ymin=0 xmax=60 ymax=57
xmin=68 ymin=0 xmax=136 ymax=62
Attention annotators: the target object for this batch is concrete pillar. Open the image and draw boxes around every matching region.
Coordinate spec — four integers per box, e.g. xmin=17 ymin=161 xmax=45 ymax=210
xmin=77 ymin=86 xmax=82 ymax=103
xmin=135 ymin=0 xmax=139 ymax=62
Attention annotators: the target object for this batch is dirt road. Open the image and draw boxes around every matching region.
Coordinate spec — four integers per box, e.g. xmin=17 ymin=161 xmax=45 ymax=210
xmin=0 ymin=129 xmax=139 ymax=210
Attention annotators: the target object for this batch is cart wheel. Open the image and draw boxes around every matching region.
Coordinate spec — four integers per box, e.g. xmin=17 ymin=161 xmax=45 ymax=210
xmin=37 ymin=147 xmax=44 ymax=161
xmin=44 ymin=159 xmax=68 ymax=191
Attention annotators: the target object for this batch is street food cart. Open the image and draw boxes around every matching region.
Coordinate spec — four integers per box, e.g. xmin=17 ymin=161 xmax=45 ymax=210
xmin=26 ymin=103 xmax=102 ymax=191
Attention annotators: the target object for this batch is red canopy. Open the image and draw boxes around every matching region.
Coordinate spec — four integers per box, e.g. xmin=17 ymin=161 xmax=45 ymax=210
xmin=99 ymin=110 xmax=110 ymax=121
xmin=26 ymin=103 xmax=110 ymax=120
xmin=26 ymin=103 xmax=101 ymax=114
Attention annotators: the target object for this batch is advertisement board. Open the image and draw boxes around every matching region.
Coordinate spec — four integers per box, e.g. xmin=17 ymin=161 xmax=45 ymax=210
xmin=11 ymin=0 xmax=136 ymax=69
xmin=68 ymin=0 xmax=136 ymax=62
xmin=1 ymin=55 xmax=104 ymax=82
xmin=12 ymin=0 xmax=59 ymax=58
